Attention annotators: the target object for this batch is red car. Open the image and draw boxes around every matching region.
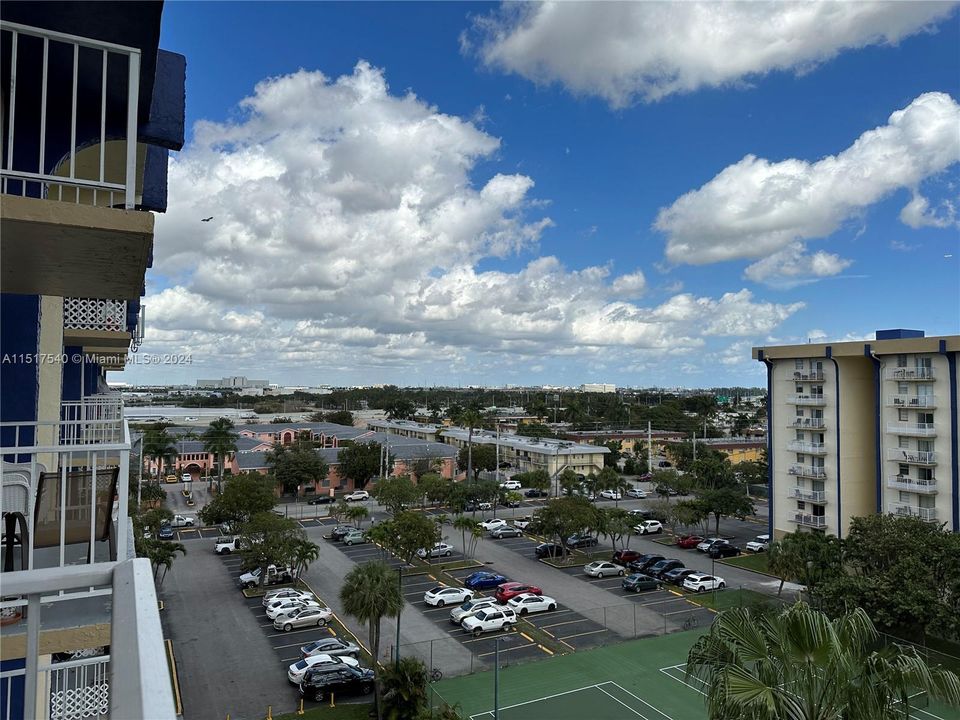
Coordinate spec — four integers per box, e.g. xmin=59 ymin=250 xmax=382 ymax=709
xmin=612 ymin=549 xmax=642 ymax=565
xmin=494 ymin=582 xmax=543 ymax=603
xmin=676 ymin=535 xmax=705 ymax=549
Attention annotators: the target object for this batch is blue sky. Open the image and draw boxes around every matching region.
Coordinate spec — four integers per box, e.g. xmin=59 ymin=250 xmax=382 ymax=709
xmin=129 ymin=1 xmax=960 ymax=389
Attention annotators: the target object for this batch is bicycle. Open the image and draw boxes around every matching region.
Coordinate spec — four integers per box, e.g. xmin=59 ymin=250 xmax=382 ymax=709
xmin=682 ymin=615 xmax=700 ymax=631
xmin=430 ymin=668 xmax=443 ymax=683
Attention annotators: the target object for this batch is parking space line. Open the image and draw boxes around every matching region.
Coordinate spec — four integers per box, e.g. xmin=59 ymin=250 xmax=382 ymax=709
xmin=476 ymin=643 xmax=538 ymax=658
xmin=540 ymin=619 xmax=596 ymax=630
xmin=556 ymin=629 xmax=609 ymax=641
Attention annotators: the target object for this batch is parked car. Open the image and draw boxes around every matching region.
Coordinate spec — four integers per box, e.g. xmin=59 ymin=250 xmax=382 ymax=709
xmin=157 ymin=523 xmax=174 ymax=540
xmin=299 ymin=665 xmax=375 ymax=702
xmin=215 ymin=536 xmax=244 ymax=554
xmin=450 ymin=597 xmax=500 ymax=625
xmin=263 ymin=589 xmax=313 ymax=607
xmin=274 ymin=606 xmax=334 ymax=632
xmin=344 ymin=490 xmax=370 ymax=501
xmin=478 ymin=518 xmax=507 ymax=531
xmin=622 ymin=573 xmax=660 ymax=592
xmin=676 ymin=534 xmax=705 ymax=549
xmin=238 ymin=564 xmax=297 ymax=589
xmin=477 ymin=502 xmax=493 ymax=511
xmin=682 ymin=573 xmax=726 ymax=593
xmin=626 ymin=488 xmax=648 ymax=499
xmin=499 ymin=480 xmax=521 ymax=491
xmin=655 ymin=484 xmax=679 ymax=496
xmin=628 ymin=508 xmax=657 ymax=521
xmin=524 ymin=488 xmax=548 ymax=498
xmin=301 ymin=636 xmax=360 ymax=659
xmin=565 ymin=533 xmax=598 ymax=549
xmin=612 ymin=549 xmax=642 ymax=565
xmin=424 ymin=585 xmax=474 ymax=607
xmin=647 ymin=559 xmax=685 ymax=579
xmin=746 ymin=534 xmax=771 ymax=552
xmin=169 ymin=514 xmax=195 ymax=528
xmin=416 ymin=543 xmax=454 ymax=559
xmin=598 ymin=489 xmax=622 ymax=500
xmin=662 ymin=568 xmax=698 ymax=587
xmin=499 ymin=495 xmax=522 ymax=508
xmin=267 ymin=598 xmax=321 ymax=621
xmin=494 ymin=582 xmax=542 ymax=603
xmin=507 ymin=593 xmax=557 ymax=615
xmin=534 ymin=543 xmax=569 ymax=559
xmin=342 ymin=530 xmax=368 ymax=546
xmin=287 ymin=654 xmax=359 ymax=684
xmin=463 ymin=571 xmax=509 ymax=590
xmin=490 ymin=525 xmax=523 ymax=539
xmin=513 ymin=516 xmax=535 ymax=530
xmin=307 ymin=494 xmax=335 ymax=505
xmin=627 ymin=554 xmax=664 ymax=573
xmin=584 ymin=561 xmax=625 ymax=578
xmin=696 ymin=537 xmax=726 ymax=552
xmin=330 ymin=525 xmax=353 ymax=541
xmin=461 ymin=607 xmax=517 ymax=636
xmin=634 ymin=520 xmax=663 ymax=535
xmin=708 ymin=544 xmax=742 ymax=559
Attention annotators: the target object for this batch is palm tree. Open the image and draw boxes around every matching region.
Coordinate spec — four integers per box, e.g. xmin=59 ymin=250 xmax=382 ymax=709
xmin=380 ymin=656 xmax=429 ymax=719
xmin=346 ymin=505 xmax=369 ymax=528
xmin=146 ymin=540 xmax=186 ymax=585
xmin=290 ymin=539 xmax=320 ymax=578
xmin=456 ymin=408 xmax=484 ymax=481
xmin=340 ymin=561 xmax=404 ymax=720
xmin=452 ymin=514 xmax=473 ymax=557
xmin=687 ymin=602 xmax=960 ymax=720
xmin=202 ymin=417 xmax=238 ymax=494
xmin=468 ymin=524 xmax=483 ymax=558
xmin=142 ymin=425 xmax=178 ymax=479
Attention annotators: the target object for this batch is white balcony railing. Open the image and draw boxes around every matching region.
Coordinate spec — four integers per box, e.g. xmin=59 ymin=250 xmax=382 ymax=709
xmin=63 ymin=298 xmax=128 ymax=333
xmin=886 ymin=449 xmax=937 ymax=465
xmin=0 ymin=396 xmax=128 ymax=571
xmin=885 ymin=367 xmax=935 ymax=381
xmin=887 ymin=394 xmax=937 ymax=409
xmin=789 ymin=487 xmax=827 ymax=503
xmin=886 ymin=423 xmax=937 ymax=437
xmin=788 ymin=418 xmax=826 ymax=429
xmin=787 ymin=370 xmax=824 ymax=382
xmin=789 ymin=512 xmax=827 ymax=528
xmin=0 ymin=21 xmax=140 ymax=209
xmin=787 ymin=440 xmax=827 ymax=454
xmin=788 ymin=464 xmax=827 ymax=479
xmin=0 ymin=561 xmax=176 ymax=720
xmin=888 ymin=503 xmax=938 ymax=522
xmin=887 ymin=476 xmax=937 ymax=494
xmin=787 ymin=394 xmax=826 ymax=406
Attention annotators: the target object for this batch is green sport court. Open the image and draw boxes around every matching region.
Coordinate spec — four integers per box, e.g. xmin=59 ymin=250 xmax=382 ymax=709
xmin=432 ymin=631 xmax=954 ymax=720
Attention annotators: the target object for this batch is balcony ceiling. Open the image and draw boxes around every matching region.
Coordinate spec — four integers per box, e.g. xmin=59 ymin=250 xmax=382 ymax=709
xmin=1 ymin=195 xmax=153 ymax=299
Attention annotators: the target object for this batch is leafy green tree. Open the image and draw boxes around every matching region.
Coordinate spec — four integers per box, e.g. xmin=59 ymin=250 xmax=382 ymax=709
xmin=598 ymin=508 xmax=632 ymax=550
xmin=446 ymin=483 xmax=469 ymax=513
xmin=323 ymin=410 xmax=354 ymax=426
xmin=622 ymin=457 xmax=642 ymax=475
xmin=139 ymin=481 xmax=166 ymax=507
xmin=692 ymin=454 xmax=735 ymax=490
xmin=140 ymin=507 xmax=173 ymax=535
xmin=266 ymin=440 xmax=327 ymax=496
xmin=418 ymin=474 xmax=448 ymax=507
xmin=381 ymin=656 xmax=429 ymax=720
xmin=699 ymin=487 xmax=755 ymax=536
xmin=515 ymin=469 xmax=551 ymax=493
xmin=504 ymin=491 xmax=523 ymax=516
xmin=596 ymin=467 xmax=631 ymax=506
xmin=201 ymin=417 xmax=238 ymax=493
xmin=199 ymin=472 xmax=277 ymax=527
xmin=602 ymin=440 xmax=622 ymax=468
xmin=673 ymin=498 xmax=710 ymax=533
xmin=346 ymin=505 xmax=369 ymax=528
xmin=687 ymin=602 xmax=960 ymax=720
xmin=373 ymin=475 xmax=420 ymax=515
xmin=237 ymin=511 xmax=306 ymax=585
xmin=385 ymin=399 xmax=416 ymax=420
xmin=338 ymin=441 xmax=382 ymax=488
xmin=340 ymin=561 xmax=405 ymax=720
xmin=768 ymin=531 xmax=843 ymax=596
xmin=458 ymin=443 xmax=497 ymax=480
xmin=558 ymin=467 xmax=581 ymax=496
xmin=389 ymin=511 xmax=439 ymax=565
xmin=536 ymin=496 xmax=597 ymax=549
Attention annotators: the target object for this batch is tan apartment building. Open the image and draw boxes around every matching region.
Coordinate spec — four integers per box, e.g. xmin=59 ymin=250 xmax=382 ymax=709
xmin=753 ymin=329 xmax=959 ymax=540
xmin=440 ymin=428 xmax=609 ymax=478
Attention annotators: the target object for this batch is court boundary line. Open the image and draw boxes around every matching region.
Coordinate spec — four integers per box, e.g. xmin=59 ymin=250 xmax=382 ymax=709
xmin=595 ymin=684 xmax=649 ymax=719
xmin=467 ymin=680 xmax=671 ymax=720
xmin=608 ymin=682 xmax=675 ymax=720
xmin=659 ymin=663 xmax=707 ymax=696
xmin=466 ymin=681 xmax=616 ymax=720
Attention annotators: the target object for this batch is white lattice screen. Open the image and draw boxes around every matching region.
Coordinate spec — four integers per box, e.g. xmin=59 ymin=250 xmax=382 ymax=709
xmin=63 ymin=299 xmax=127 ymax=332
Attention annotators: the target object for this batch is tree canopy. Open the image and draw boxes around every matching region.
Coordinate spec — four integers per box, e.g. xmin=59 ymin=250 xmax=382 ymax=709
xmin=266 ymin=440 xmax=328 ymax=494
xmin=337 ymin=441 xmax=382 ymax=488
xmin=372 ymin=475 xmax=421 ymax=515
xmin=198 ymin=472 xmax=277 ymax=526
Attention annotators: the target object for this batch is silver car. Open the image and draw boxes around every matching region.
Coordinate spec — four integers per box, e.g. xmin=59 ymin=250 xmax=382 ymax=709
xmin=273 ymin=606 xmax=334 ymax=632
xmin=301 ymin=636 xmax=361 ymax=659
xmin=263 ymin=589 xmax=314 ymax=608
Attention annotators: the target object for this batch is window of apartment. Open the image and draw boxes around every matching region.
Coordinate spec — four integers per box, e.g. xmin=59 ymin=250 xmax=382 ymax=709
xmin=899 ymin=491 xmax=912 ymax=503
xmin=796 ymin=385 xmax=804 ymax=394
xmin=918 ymin=440 xmax=934 ymax=453
xmin=811 ymin=409 xmax=823 ymax=420
xmin=898 ymin=464 xmax=910 ymax=477
xmin=918 ymin=467 xmax=933 ymax=481
xmin=898 ymin=436 xmax=910 ymax=449
xmin=796 ymin=454 xmax=805 ymax=464
xmin=795 ymin=430 xmax=805 ymax=441
xmin=897 ymin=354 xmax=908 ymax=368
xmin=917 ymin=356 xmax=932 ymax=369
xmin=898 ymin=382 xmax=909 ymax=394
xmin=797 ymin=501 xmax=806 ymax=511
xmin=918 ymin=412 xmax=933 ymax=426
xmin=918 ymin=495 xmax=935 ymax=509
xmin=812 ymin=506 xmax=825 ymax=518
xmin=898 ymin=409 xmax=909 ymax=422
xmin=812 ymin=360 xmax=824 ymax=372
xmin=795 ymin=359 xmax=805 ymax=370
xmin=811 ymin=385 xmax=823 ymax=397
xmin=812 ymin=480 xmax=825 ymax=493
xmin=813 ymin=433 xmax=824 ymax=444
xmin=796 ymin=407 xmax=804 ymax=418
xmin=812 ymin=457 xmax=825 ymax=470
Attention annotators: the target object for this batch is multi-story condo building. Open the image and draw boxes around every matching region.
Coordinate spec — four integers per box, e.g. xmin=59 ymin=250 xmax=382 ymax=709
xmin=367 ymin=418 xmax=443 ymax=442
xmin=1 ymin=2 xmax=185 ymax=718
xmin=753 ymin=330 xmax=959 ymax=539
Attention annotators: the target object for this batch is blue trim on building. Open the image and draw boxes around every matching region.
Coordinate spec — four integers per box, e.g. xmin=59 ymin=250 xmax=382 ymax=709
xmin=827 ymin=347 xmax=842 ymax=538
xmin=0 ymin=657 xmax=26 ymax=720
xmin=865 ymin=344 xmax=882 ymax=514
xmin=939 ymin=341 xmax=959 ymax=532
xmin=141 ymin=145 xmax=170 ymax=212
xmin=61 ymin=347 xmax=84 ymax=402
xmin=0 ymin=294 xmax=39 ymax=451
xmin=140 ymin=50 xmax=186 ymax=151
xmin=759 ymin=350 xmax=774 ymax=539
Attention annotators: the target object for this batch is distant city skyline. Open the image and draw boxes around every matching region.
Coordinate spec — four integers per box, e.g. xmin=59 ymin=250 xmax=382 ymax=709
xmin=121 ymin=2 xmax=959 ymax=388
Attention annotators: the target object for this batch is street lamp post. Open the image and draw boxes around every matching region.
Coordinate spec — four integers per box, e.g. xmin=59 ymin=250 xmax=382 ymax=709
xmin=395 ymin=567 xmax=402 ymax=670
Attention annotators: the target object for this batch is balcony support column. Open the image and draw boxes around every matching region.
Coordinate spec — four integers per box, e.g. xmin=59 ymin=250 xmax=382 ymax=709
xmin=865 ymin=345 xmax=883 ymax=514
xmin=24 ymin=594 xmax=40 ymax=720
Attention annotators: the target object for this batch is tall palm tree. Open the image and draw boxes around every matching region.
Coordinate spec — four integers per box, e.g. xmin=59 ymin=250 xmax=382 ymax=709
xmin=146 ymin=540 xmax=186 ymax=585
xmin=687 ymin=602 xmax=960 ymax=720
xmin=202 ymin=417 xmax=238 ymax=494
xmin=142 ymin=425 xmax=178 ymax=479
xmin=340 ymin=561 xmax=404 ymax=720
xmin=290 ymin=539 xmax=320 ymax=578
xmin=456 ymin=408 xmax=484 ymax=482
xmin=346 ymin=505 xmax=369 ymax=528
xmin=452 ymin=514 xmax=474 ymax=557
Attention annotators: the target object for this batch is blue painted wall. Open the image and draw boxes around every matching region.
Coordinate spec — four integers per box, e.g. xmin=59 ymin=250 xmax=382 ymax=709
xmin=0 ymin=294 xmax=39 ymax=450
xmin=0 ymin=658 xmax=25 ymax=720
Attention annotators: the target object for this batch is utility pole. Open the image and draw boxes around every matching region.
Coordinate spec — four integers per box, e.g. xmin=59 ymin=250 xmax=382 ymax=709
xmin=692 ymin=432 xmax=697 ymax=464
xmin=647 ymin=421 xmax=653 ymax=475
xmin=495 ymin=422 xmax=500 ymax=483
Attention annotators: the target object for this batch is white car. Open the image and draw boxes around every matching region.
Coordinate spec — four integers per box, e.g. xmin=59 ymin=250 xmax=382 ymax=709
xmin=477 ymin=502 xmax=493 ymax=511
xmin=746 ymin=534 xmax=771 ymax=552
xmin=416 ymin=543 xmax=454 ymax=559
xmin=287 ymin=654 xmax=360 ymax=684
xmin=266 ymin=598 xmax=320 ymax=620
xmin=478 ymin=518 xmax=507 ymax=531
xmin=683 ymin=573 xmax=726 ymax=593
xmin=634 ymin=520 xmax=663 ymax=535
xmin=461 ymin=607 xmax=517 ymax=636
xmin=626 ymin=488 xmax=648 ymax=499
xmin=584 ymin=561 xmax=625 ymax=578
xmin=344 ymin=490 xmax=370 ymax=501
xmin=449 ymin=597 xmax=499 ymax=625
xmin=181 ymin=473 xmax=191 ymax=483
xmin=262 ymin=589 xmax=313 ymax=607
xmin=499 ymin=480 xmax=522 ymax=491
xmin=697 ymin=537 xmax=725 ymax=552
xmin=513 ymin=516 xmax=535 ymax=530
xmin=424 ymin=585 xmax=474 ymax=607
xmin=599 ymin=490 xmax=622 ymax=500
xmin=506 ymin=593 xmax=557 ymax=615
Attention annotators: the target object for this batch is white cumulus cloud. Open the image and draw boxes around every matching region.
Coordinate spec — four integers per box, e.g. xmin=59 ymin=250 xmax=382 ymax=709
xmin=744 ymin=242 xmax=854 ymax=287
xmin=899 ymin=192 xmax=957 ymax=228
xmin=466 ymin=2 xmax=957 ymax=106
xmin=656 ymin=92 xmax=960 ymax=266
